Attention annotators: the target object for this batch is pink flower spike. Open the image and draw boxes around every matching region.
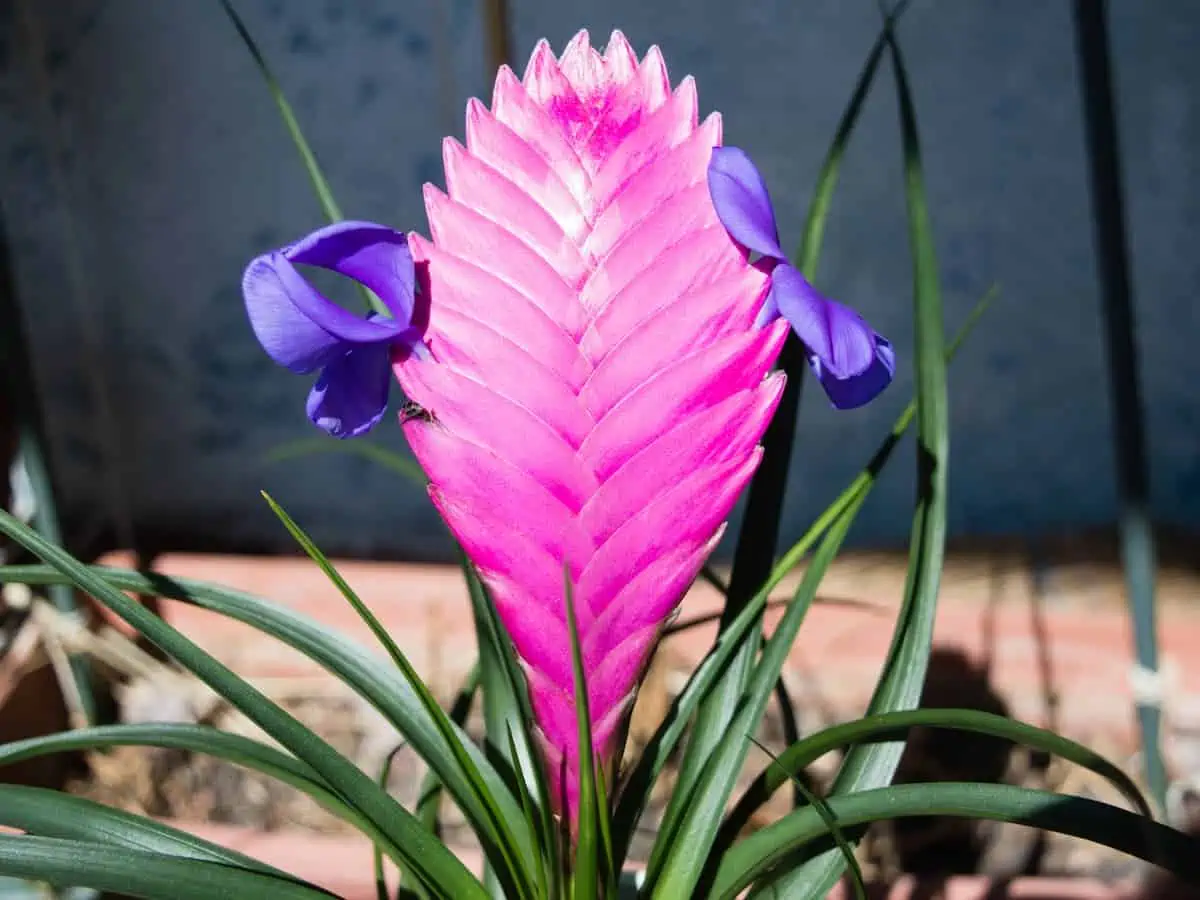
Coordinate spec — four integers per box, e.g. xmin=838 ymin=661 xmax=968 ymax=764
xmin=394 ymin=31 xmax=786 ymax=823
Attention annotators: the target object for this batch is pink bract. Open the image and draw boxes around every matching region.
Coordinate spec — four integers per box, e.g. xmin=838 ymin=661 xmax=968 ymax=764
xmin=393 ymin=29 xmax=786 ymax=819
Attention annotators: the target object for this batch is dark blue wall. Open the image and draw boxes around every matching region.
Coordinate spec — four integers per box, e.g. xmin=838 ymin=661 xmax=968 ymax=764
xmin=2 ymin=0 xmax=1197 ymax=559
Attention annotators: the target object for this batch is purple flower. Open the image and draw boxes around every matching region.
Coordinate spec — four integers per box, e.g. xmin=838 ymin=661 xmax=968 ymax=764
xmin=707 ymin=147 xmax=894 ymax=409
xmin=242 ymin=220 xmax=426 ymax=438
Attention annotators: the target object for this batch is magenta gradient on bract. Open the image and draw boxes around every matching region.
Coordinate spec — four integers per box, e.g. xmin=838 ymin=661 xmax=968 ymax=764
xmin=393 ymin=30 xmax=786 ymax=819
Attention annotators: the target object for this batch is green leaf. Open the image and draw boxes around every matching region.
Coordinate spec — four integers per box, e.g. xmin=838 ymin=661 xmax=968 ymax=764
xmin=0 ymin=724 xmax=368 ymax=832
xmin=771 ymin=673 xmax=803 ymax=812
xmin=0 ymin=511 xmax=486 ymax=900
xmin=0 ymin=785 xmax=289 ymax=877
xmin=711 ymin=783 xmax=1198 ymax=899
xmin=263 ymin=493 xmax=536 ymax=899
xmin=218 ymin=0 xmax=340 ymax=220
xmin=645 ymin=490 xmax=867 ymax=898
xmin=565 ymin=569 xmax=602 ymax=900
xmin=670 ymin=0 xmax=913 ymax=842
xmin=266 ymin=439 xmax=427 ymax=486
xmin=408 ymin=665 xmax=482 ymax=899
xmin=0 ymin=834 xmax=338 ymax=900
xmin=743 ymin=738 xmax=866 ymax=900
xmin=0 ymin=560 xmax=515 ymax=871
xmin=463 ymin=559 xmax=538 ymax=790
xmin=506 ymin=726 xmax=551 ymax=900
xmin=415 ymin=665 xmax=481 ymax=834
xmin=773 ymin=18 xmax=951 ymax=898
xmin=462 ymin=560 xmax=548 ymax=899
xmin=374 ymin=742 xmax=411 ymax=900
xmin=718 ymin=707 xmax=1151 ymax=853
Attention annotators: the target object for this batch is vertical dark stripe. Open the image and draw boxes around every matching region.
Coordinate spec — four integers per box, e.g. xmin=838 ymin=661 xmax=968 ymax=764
xmin=482 ymin=0 xmax=513 ymax=73
xmin=1071 ymin=0 xmax=1165 ymax=809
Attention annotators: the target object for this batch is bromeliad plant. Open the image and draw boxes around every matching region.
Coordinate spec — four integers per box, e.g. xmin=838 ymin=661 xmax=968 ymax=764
xmin=245 ymin=28 xmax=896 ymax=829
xmin=0 ymin=14 xmax=1197 ymax=900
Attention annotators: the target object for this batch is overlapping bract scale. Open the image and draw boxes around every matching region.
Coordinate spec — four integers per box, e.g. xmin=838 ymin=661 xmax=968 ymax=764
xmin=393 ymin=30 xmax=785 ymax=817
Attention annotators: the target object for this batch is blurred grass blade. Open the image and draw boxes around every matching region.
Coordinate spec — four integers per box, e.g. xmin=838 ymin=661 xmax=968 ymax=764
xmin=674 ymin=0 xmax=912 ymax=823
xmin=0 ymin=834 xmax=338 ymax=900
xmin=774 ymin=19 xmax=951 ymax=898
xmin=0 ymin=510 xmax=486 ymax=900
xmin=711 ymin=783 xmax=1197 ymax=899
xmin=565 ymin=568 xmax=602 ymax=900
xmin=718 ymin=707 xmax=1151 ymax=849
xmin=218 ymin=0 xmax=341 ymax=221
xmin=645 ymin=490 xmax=868 ymax=897
xmin=0 ymin=216 xmax=96 ymax=726
xmin=218 ymin=0 xmax=385 ymax=317
xmin=610 ymin=285 xmax=990 ymax=869
xmin=262 ymin=493 xmax=536 ymax=899
xmin=267 ymin=439 xmax=427 ymax=486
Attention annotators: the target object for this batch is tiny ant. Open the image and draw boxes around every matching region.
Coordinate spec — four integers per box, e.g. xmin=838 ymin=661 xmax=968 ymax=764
xmin=399 ymin=400 xmax=438 ymax=425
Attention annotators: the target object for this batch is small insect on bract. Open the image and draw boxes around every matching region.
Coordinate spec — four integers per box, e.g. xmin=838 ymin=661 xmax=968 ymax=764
xmin=399 ymin=400 xmax=438 ymax=425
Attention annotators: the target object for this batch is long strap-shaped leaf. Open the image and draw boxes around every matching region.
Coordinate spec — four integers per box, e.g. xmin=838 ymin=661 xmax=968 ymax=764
xmin=0 ymin=785 xmax=294 ymax=877
xmin=0 ymin=723 xmax=369 ymax=833
xmin=716 ymin=708 xmax=1151 ymax=846
xmin=0 ymin=560 xmax=531 ymax=895
xmin=0 ymin=559 xmax=516 ymax=841
xmin=0 ymin=834 xmax=338 ymax=900
xmin=769 ymin=15 xmax=950 ymax=899
xmin=0 ymin=509 xmax=486 ymax=900
xmin=644 ymin=490 xmax=868 ymax=897
xmin=263 ymin=494 xmax=537 ymax=899
xmin=464 ymin=560 xmax=557 ymax=897
xmin=274 ymin=445 xmax=551 ymax=888
xmin=710 ymin=783 xmax=1200 ymax=899
xmin=671 ymin=1 xmax=914 ymax=811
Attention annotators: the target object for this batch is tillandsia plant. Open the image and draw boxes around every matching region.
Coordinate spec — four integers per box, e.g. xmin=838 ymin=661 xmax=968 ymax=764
xmin=243 ymin=29 xmax=894 ymax=821
xmin=0 ymin=15 xmax=1197 ymax=900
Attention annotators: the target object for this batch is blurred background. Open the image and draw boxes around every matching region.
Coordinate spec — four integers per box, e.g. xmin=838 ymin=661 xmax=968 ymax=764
xmin=0 ymin=0 xmax=1197 ymax=563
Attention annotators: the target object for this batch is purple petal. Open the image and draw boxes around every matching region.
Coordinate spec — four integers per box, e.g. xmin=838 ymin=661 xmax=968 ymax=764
xmin=243 ymin=221 xmax=412 ymax=373
xmin=305 ymin=341 xmax=393 ymax=438
xmin=707 ymin=146 xmax=786 ymax=260
xmin=811 ymin=336 xmax=895 ymax=410
xmin=754 ymin=258 xmax=783 ymax=327
xmin=772 ymin=263 xmax=894 ymax=409
xmin=285 ymin=220 xmax=416 ymax=322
